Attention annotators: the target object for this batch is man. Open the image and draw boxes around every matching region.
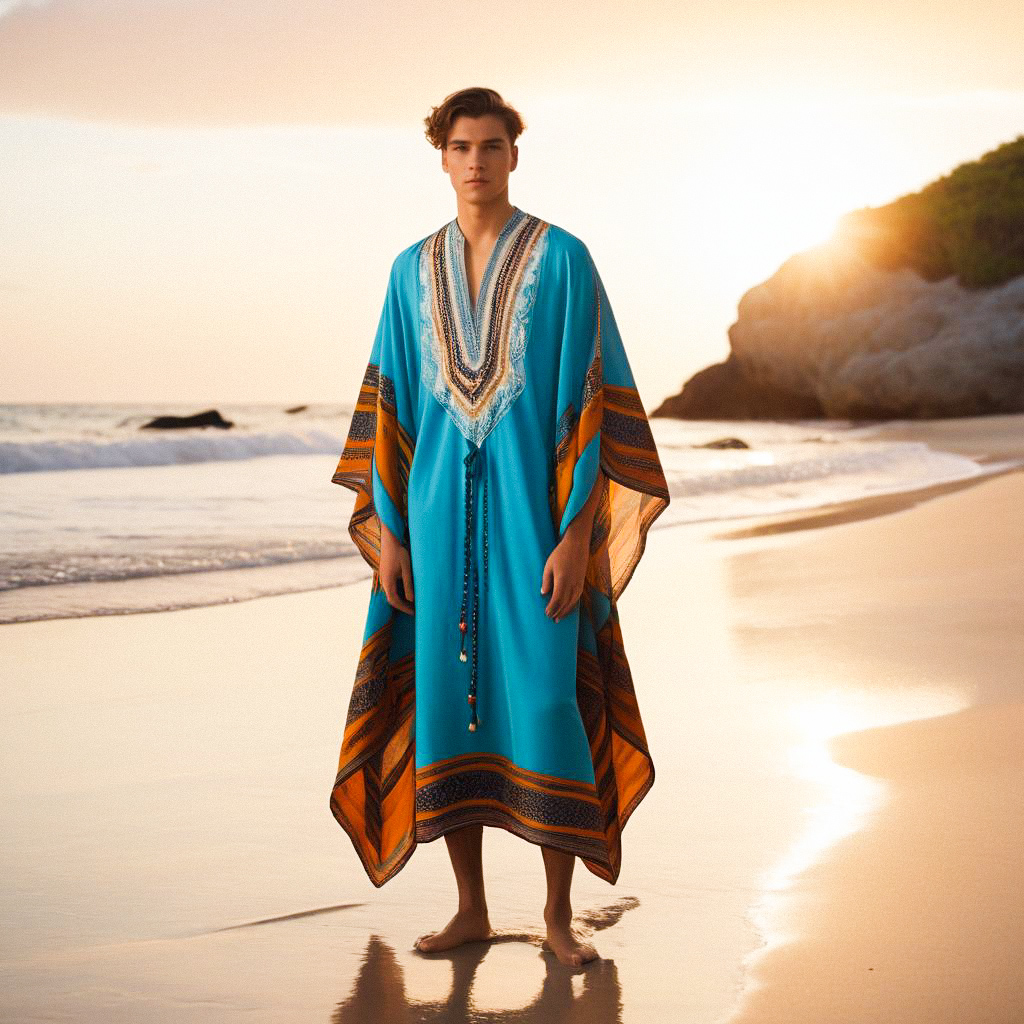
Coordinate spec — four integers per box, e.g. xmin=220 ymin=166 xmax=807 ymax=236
xmin=330 ymin=86 xmax=670 ymax=968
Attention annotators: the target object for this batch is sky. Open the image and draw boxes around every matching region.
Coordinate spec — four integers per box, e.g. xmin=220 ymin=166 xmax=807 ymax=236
xmin=1 ymin=0 xmax=1023 ymax=408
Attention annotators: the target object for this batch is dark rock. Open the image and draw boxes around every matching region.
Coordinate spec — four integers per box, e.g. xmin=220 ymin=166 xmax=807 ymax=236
xmin=141 ymin=410 xmax=234 ymax=430
xmin=694 ymin=437 xmax=750 ymax=449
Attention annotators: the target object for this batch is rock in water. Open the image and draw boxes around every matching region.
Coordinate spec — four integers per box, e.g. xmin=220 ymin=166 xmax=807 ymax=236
xmin=141 ymin=410 xmax=234 ymax=430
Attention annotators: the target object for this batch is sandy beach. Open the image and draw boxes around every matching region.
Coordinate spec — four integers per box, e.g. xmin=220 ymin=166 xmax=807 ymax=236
xmin=2 ymin=416 xmax=1023 ymax=1022
xmin=723 ymin=453 xmax=1024 ymax=1023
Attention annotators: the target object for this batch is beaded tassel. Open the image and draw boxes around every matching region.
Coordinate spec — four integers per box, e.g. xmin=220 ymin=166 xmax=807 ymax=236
xmin=483 ymin=470 xmax=488 ymax=587
xmin=468 ymin=561 xmax=480 ymax=730
xmin=458 ymin=444 xmax=474 ymax=667
xmin=470 ymin=456 xmax=488 ymax=730
xmin=459 ymin=441 xmax=484 ymax=731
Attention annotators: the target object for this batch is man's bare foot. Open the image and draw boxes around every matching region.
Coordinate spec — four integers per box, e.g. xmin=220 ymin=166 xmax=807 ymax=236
xmin=413 ymin=907 xmax=493 ymax=954
xmin=542 ymin=915 xmax=599 ymax=967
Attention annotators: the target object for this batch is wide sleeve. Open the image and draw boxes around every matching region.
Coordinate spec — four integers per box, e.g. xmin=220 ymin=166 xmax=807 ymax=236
xmin=550 ymin=245 xmax=670 ymax=606
xmin=331 ymin=256 xmax=419 ymax=573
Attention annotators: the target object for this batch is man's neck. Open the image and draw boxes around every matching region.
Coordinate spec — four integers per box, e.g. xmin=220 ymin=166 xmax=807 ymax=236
xmin=455 ymin=196 xmax=517 ymax=245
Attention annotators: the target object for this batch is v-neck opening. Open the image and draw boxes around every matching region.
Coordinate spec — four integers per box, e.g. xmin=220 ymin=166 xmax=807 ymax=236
xmin=420 ymin=209 xmax=551 ymax=447
xmin=453 ymin=207 xmax=524 ymax=326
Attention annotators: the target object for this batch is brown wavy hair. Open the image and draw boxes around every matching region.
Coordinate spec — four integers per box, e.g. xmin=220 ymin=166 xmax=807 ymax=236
xmin=423 ymin=87 xmax=526 ymax=150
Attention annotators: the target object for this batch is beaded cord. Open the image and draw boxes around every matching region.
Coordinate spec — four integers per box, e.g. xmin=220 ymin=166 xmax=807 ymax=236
xmin=459 ymin=439 xmax=488 ymax=731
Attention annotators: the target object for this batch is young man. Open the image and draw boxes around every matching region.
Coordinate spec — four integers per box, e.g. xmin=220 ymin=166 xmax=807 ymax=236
xmin=330 ymin=87 xmax=669 ymax=968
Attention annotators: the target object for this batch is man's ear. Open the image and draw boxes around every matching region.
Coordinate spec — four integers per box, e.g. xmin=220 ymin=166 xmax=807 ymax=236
xmin=510 ymin=144 xmax=518 ymax=171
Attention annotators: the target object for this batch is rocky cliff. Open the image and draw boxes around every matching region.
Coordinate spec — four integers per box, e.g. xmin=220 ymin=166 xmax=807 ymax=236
xmin=656 ymin=135 xmax=1024 ymax=420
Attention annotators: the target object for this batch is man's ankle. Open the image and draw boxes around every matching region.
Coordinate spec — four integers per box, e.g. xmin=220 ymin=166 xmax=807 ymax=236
xmin=543 ymin=904 xmax=572 ymax=926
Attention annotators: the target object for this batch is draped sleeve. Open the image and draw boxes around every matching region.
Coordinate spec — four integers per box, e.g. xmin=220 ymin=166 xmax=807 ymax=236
xmin=331 ymin=255 xmax=420 ymax=574
xmin=546 ymin=237 xmax=670 ymax=872
xmin=550 ymin=243 xmax=670 ymax=612
xmin=328 ymin=251 xmax=421 ymax=889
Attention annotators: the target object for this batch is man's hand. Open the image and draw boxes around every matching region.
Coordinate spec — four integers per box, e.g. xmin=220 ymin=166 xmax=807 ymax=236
xmin=379 ymin=519 xmax=414 ymax=614
xmin=540 ymin=467 xmax=604 ymax=622
xmin=540 ymin=531 xmax=589 ymax=622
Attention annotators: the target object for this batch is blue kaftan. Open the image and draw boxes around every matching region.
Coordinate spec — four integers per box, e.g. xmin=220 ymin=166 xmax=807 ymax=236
xmin=330 ymin=207 xmax=670 ymax=886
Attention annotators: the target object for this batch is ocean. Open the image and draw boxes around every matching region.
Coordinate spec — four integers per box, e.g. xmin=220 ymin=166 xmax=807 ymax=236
xmin=2 ymin=402 xmax=1019 ymax=624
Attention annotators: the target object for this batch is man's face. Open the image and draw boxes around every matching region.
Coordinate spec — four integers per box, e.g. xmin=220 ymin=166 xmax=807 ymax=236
xmin=441 ymin=114 xmax=518 ymax=206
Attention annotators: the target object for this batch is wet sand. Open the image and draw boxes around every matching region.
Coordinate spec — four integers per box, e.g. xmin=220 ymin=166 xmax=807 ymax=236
xmin=721 ymin=458 xmax=1024 ymax=1024
xmin=2 ymin=420 xmax=1023 ymax=1022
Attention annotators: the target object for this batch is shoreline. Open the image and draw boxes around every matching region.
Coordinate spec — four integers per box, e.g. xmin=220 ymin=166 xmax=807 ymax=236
xmin=3 ymin=454 xmax=1020 ymax=628
xmin=712 ymin=458 xmax=1024 ymax=540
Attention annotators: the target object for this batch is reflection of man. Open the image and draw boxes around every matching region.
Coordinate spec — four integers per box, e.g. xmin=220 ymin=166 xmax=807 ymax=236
xmin=340 ymin=933 xmax=625 ymax=1016
xmin=330 ymin=86 xmax=670 ymax=969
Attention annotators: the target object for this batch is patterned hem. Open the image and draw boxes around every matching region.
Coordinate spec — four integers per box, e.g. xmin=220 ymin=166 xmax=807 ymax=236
xmin=330 ymin=786 xmax=415 ymax=889
xmin=414 ymin=750 xmax=618 ymax=879
xmin=416 ymin=807 xmax=618 ymax=882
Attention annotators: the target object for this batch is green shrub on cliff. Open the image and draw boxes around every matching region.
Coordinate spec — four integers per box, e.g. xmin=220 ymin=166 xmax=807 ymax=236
xmin=838 ymin=134 xmax=1024 ymax=289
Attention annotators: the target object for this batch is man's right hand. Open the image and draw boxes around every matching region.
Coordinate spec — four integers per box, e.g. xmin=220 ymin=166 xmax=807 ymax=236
xmin=379 ymin=520 xmax=415 ymax=614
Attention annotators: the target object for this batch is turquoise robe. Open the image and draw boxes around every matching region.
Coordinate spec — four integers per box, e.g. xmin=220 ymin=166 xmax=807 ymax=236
xmin=330 ymin=207 xmax=670 ymax=886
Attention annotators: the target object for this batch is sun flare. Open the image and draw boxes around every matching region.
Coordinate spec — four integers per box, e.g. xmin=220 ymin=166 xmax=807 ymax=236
xmin=680 ymin=91 xmax=920 ymax=291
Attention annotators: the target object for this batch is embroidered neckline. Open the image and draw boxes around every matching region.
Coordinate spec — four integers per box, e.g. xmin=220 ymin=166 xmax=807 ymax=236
xmin=419 ymin=210 xmax=550 ymax=447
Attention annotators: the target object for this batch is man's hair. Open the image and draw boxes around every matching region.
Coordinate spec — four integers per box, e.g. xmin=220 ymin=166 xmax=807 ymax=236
xmin=423 ymin=87 xmax=526 ymax=150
